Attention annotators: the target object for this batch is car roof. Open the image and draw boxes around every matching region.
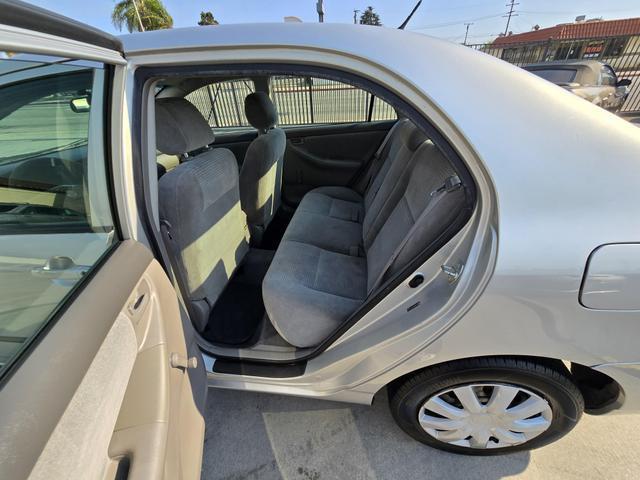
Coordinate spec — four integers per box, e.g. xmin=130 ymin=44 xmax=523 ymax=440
xmin=121 ymin=23 xmax=640 ymax=275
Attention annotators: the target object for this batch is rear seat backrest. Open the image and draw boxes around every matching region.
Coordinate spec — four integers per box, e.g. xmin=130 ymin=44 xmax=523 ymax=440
xmin=365 ymin=141 xmax=465 ymax=292
xmin=362 ymin=126 xmax=428 ymax=249
xmin=362 ymin=119 xmax=410 ymax=210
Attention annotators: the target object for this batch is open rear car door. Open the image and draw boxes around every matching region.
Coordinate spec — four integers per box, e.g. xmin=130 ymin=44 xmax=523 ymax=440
xmin=0 ymin=2 xmax=207 ymax=479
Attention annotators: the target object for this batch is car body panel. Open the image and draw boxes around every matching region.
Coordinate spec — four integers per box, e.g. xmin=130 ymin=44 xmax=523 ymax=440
xmin=2 ymin=19 xmax=639 ymax=474
xmin=119 ymin=24 xmax=640 ymax=411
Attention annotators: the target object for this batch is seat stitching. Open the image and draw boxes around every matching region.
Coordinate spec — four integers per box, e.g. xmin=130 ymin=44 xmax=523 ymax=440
xmin=284 ymin=240 xmax=367 ymax=261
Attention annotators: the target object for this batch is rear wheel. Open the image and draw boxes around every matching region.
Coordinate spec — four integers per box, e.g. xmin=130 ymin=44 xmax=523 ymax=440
xmin=389 ymin=357 xmax=584 ymax=455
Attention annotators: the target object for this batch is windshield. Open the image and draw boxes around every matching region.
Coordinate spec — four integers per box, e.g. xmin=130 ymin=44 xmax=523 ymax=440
xmin=528 ymin=68 xmax=578 ymax=84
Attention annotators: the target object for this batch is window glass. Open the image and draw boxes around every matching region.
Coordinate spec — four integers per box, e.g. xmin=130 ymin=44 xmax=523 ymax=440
xmin=600 ymin=67 xmax=617 ymax=87
xmin=528 ymin=68 xmax=577 ymax=84
xmin=0 ymin=53 xmax=117 ymax=377
xmin=583 ymin=41 xmax=605 ymax=59
xmin=603 ymin=38 xmax=627 ymax=58
xmin=270 ymin=75 xmax=397 ymax=127
xmin=554 ymin=43 xmax=583 ymax=60
xmin=186 ymin=79 xmax=255 ymax=131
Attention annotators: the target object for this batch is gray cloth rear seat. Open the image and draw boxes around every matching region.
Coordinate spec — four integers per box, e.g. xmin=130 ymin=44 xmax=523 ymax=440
xmin=262 ymin=133 xmax=465 ymax=348
xmin=157 ymin=98 xmax=250 ymax=332
xmin=282 ymin=120 xmax=427 ymax=256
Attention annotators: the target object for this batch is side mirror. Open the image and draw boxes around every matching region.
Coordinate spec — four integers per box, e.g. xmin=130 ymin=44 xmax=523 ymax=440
xmin=617 ymin=78 xmax=632 ymax=87
xmin=70 ymin=97 xmax=90 ymax=113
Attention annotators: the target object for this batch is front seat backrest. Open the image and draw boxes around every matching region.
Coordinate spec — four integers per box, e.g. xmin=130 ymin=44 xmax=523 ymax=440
xmin=239 ymin=92 xmax=286 ymax=243
xmin=156 ymin=98 xmax=250 ymax=331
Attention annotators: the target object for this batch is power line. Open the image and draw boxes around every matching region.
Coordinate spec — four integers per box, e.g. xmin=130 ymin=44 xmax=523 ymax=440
xmin=503 ymin=0 xmax=519 ymax=35
xmin=411 ymin=13 xmax=503 ymax=30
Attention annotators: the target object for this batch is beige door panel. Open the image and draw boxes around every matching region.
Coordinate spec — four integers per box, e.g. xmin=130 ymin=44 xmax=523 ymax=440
xmin=107 ymin=260 xmax=207 ymax=480
xmin=0 ymin=241 xmax=206 ymax=480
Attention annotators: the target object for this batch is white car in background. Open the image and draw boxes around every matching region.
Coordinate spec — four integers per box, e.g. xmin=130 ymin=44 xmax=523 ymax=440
xmin=1 ymin=1 xmax=640 ymax=478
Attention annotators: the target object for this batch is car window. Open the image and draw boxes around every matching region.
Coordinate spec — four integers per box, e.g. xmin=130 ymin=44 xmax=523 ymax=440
xmin=270 ymin=75 xmax=397 ymax=127
xmin=600 ymin=66 xmax=617 ymax=87
xmin=528 ymin=68 xmax=577 ymax=84
xmin=185 ymin=78 xmax=255 ymax=133
xmin=0 ymin=54 xmax=117 ymax=377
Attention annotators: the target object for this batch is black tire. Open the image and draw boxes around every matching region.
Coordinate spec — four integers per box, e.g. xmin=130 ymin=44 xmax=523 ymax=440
xmin=389 ymin=357 xmax=584 ymax=455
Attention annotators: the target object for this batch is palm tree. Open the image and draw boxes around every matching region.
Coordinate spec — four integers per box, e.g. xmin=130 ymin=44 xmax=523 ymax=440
xmin=111 ymin=0 xmax=173 ymax=33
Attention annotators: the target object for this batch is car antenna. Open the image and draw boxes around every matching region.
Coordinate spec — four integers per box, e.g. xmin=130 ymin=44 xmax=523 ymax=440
xmin=398 ymin=0 xmax=422 ymax=30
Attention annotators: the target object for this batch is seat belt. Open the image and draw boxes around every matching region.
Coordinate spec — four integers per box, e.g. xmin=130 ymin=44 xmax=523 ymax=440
xmin=367 ymin=175 xmax=463 ymax=295
xmin=351 ymin=120 xmax=403 ymax=191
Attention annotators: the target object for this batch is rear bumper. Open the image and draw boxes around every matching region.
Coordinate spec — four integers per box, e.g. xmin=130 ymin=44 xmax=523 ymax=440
xmin=593 ymin=362 xmax=640 ymax=414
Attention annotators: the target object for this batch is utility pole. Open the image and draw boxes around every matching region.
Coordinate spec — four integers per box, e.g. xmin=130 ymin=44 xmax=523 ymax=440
xmin=503 ymin=0 xmax=519 ymax=35
xmin=463 ymin=22 xmax=473 ymax=45
xmin=316 ymin=0 xmax=324 ymax=23
xmin=353 ymin=9 xmax=360 ymax=24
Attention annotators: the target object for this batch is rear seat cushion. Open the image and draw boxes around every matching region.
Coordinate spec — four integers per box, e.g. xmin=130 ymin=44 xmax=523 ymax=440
xmin=262 ymin=240 xmax=367 ymax=347
xmin=282 ymin=212 xmax=363 ymax=256
xmin=296 ymin=186 xmax=364 ymax=222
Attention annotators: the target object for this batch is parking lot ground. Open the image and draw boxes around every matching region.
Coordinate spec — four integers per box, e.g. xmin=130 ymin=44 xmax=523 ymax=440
xmin=202 ymin=388 xmax=640 ymax=480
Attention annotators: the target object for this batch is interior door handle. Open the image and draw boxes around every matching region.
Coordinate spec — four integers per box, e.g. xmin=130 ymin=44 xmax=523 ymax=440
xmin=289 ymin=137 xmax=304 ymax=145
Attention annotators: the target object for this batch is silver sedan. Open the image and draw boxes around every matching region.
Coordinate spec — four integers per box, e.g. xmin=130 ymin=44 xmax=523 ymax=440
xmin=1 ymin=3 xmax=640 ymax=478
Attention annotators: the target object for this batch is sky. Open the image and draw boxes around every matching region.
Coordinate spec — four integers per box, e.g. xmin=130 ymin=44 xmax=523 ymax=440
xmin=26 ymin=0 xmax=640 ymax=44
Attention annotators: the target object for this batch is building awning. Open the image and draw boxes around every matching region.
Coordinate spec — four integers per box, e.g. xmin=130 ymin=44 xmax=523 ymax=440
xmin=492 ymin=17 xmax=640 ymax=47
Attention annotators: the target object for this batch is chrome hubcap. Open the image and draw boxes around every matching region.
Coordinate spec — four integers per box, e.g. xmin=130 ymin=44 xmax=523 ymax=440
xmin=418 ymin=383 xmax=553 ymax=449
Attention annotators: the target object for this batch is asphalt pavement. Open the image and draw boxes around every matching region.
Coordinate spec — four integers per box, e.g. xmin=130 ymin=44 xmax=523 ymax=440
xmin=202 ymin=388 xmax=640 ymax=480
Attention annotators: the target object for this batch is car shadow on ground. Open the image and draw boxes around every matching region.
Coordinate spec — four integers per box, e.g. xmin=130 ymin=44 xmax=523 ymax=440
xmin=201 ymin=388 xmax=530 ymax=480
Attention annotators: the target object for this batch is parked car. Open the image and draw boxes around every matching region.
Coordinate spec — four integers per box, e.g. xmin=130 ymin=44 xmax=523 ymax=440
xmin=2 ymin=2 xmax=640 ymax=476
xmin=524 ymin=60 xmax=632 ymax=111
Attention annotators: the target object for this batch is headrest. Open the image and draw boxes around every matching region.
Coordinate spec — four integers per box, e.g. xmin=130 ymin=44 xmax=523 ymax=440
xmin=407 ymin=128 xmax=428 ymax=151
xmin=244 ymin=92 xmax=278 ymax=132
xmin=155 ymin=98 xmax=215 ymax=155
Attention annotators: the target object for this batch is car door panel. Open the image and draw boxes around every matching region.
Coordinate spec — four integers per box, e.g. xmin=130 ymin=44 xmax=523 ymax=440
xmin=0 ymin=6 xmax=206 ymax=479
xmin=0 ymin=241 xmax=206 ymax=480
xmin=282 ymin=120 xmax=394 ymax=205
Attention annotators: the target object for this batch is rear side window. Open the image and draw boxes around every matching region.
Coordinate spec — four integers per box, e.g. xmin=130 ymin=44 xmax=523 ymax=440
xmin=0 ymin=54 xmax=117 ymax=377
xmin=600 ymin=67 xmax=617 ymax=87
xmin=528 ymin=68 xmax=577 ymax=84
xmin=185 ymin=78 xmax=255 ymax=131
xmin=271 ymin=75 xmax=397 ymax=126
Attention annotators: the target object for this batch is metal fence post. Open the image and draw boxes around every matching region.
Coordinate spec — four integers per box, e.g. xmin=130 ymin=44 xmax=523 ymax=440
xmin=542 ymin=39 xmax=552 ymax=62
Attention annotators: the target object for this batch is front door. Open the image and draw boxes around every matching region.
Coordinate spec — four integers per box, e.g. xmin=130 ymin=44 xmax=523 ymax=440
xmin=0 ymin=4 xmax=206 ymax=479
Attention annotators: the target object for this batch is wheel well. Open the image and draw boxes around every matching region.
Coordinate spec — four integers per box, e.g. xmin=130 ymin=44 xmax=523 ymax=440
xmin=387 ymin=355 xmax=622 ymax=414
